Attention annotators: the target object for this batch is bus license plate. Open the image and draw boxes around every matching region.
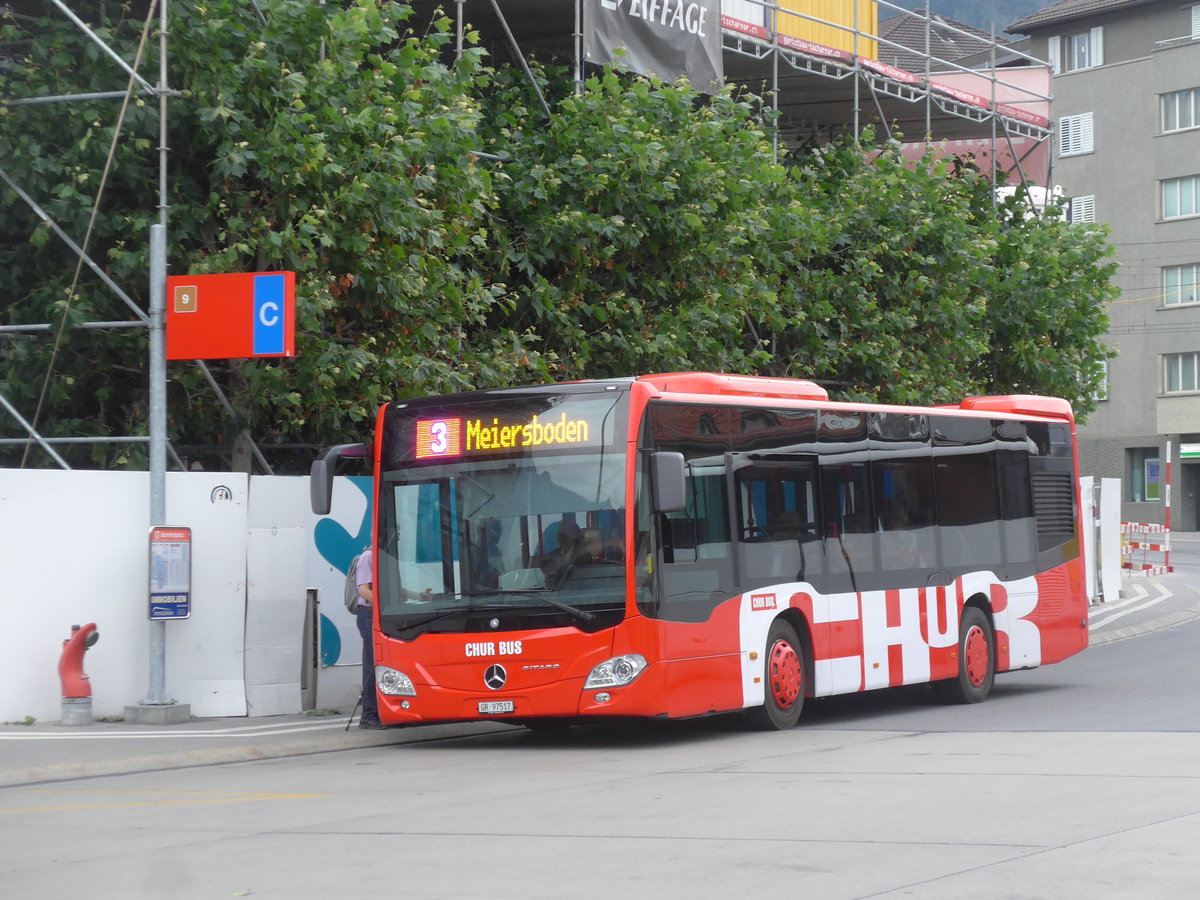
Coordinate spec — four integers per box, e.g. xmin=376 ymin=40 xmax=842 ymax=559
xmin=478 ymin=700 xmax=514 ymax=715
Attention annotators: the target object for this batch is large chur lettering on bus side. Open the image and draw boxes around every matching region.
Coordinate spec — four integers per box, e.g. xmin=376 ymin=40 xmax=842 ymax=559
xmin=738 ymin=573 xmax=1044 ymax=705
xmin=989 ymin=576 xmax=1042 ymax=669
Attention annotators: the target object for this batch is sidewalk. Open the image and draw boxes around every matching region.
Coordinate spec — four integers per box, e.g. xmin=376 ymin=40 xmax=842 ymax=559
xmin=0 ymin=713 xmax=510 ymax=788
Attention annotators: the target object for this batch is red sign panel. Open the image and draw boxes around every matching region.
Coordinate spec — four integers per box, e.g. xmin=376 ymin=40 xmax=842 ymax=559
xmin=166 ymin=272 xmax=295 ymax=360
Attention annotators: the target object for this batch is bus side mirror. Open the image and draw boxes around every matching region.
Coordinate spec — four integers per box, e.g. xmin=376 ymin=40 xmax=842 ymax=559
xmin=310 ymin=443 xmax=371 ymax=515
xmin=651 ymin=451 xmax=686 ymax=514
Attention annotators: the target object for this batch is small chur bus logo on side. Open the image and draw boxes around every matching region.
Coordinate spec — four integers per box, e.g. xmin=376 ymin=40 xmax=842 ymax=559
xmin=750 ymin=593 xmax=777 ymax=611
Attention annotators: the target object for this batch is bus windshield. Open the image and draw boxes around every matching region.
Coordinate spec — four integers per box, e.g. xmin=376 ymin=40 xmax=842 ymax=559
xmin=377 ymin=390 xmax=629 ymax=636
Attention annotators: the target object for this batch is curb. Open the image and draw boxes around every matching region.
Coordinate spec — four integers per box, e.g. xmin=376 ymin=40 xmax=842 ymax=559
xmin=0 ymin=720 xmax=512 ymax=788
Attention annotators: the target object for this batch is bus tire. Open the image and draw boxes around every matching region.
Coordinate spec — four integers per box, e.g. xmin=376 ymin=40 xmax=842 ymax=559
xmin=938 ymin=606 xmax=995 ymax=704
xmin=747 ymin=619 xmax=805 ymax=730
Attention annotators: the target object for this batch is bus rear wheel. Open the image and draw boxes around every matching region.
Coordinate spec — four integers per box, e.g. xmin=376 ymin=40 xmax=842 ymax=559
xmin=747 ymin=619 xmax=805 ymax=730
xmin=937 ymin=606 xmax=995 ymax=704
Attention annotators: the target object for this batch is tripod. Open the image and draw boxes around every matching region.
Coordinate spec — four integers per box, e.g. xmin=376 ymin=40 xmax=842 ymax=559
xmin=344 ymin=693 xmax=362 ymax=731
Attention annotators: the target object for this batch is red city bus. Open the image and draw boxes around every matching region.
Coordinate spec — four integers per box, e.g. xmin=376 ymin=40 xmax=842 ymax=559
xmin=311 ymin=373 xmax=1088 ymax=730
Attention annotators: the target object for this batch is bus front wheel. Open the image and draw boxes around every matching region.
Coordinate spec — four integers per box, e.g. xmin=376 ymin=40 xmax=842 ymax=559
xmin=937 ymin=606 xmax=995 ymax=704
xmin=747 ymin=619 xmax=805 ymax=730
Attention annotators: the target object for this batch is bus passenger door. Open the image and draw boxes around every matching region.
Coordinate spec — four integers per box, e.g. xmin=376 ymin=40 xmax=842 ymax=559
xmin=657 ymin=457 xmax=735 ymax=623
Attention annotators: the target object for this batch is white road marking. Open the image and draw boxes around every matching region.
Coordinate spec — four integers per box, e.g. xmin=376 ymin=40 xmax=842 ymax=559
xmin=1089 ymin=583 xmax=1169 ymax=630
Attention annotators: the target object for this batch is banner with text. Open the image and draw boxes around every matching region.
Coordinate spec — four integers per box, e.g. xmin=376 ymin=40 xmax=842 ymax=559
xmin=584 ymin=0 xmax=723 ymax=94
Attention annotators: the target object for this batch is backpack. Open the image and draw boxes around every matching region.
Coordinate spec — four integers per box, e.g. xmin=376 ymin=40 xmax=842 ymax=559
xmin=344 ymin=550 xmax=367 ymax=613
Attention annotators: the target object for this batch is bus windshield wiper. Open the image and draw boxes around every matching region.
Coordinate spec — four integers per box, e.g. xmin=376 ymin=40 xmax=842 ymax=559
xmin=394 ymin=605 xmax=473 ymax=631
xmin=495 ymin=590 xmax=596 ymax=624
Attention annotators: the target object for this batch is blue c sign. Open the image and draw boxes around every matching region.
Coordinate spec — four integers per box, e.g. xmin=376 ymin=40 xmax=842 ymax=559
xmin=253 ymin=274 xmax=286 ymax=355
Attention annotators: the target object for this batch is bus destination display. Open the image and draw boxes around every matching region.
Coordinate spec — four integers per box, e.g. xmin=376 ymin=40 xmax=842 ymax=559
xmin=415 ymin=411 xmax=598 ymax=459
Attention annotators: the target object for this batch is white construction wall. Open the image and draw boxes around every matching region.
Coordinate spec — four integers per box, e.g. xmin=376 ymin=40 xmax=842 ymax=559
xmin=1080 ymin=476 xmax=1123 ymax=605
xmin=0 ymin=469 xmax=369 ymax=723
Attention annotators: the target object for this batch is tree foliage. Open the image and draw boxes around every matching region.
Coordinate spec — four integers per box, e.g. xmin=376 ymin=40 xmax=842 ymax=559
xmin=1 ymin=0 xmax=1115 ymax=472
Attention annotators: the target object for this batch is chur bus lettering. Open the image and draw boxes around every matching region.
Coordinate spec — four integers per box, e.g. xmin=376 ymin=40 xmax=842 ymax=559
xmin=312 ymin=373 xmax=1087 ymax=733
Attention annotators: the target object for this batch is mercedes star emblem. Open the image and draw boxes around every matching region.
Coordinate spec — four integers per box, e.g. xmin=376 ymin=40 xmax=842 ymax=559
xmin=484 ymin=664 xmax=507 ymax=690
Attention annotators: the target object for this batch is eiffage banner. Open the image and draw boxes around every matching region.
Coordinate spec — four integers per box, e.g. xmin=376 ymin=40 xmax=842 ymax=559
xmin=584 ymin=0 xmax=723 ymax=94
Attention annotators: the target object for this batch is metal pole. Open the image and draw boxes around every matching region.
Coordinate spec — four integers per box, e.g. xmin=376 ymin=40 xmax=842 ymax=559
xmin=1165 ymin=439 xmax=1173 ymax=573
xmin=924 ymin=3 xmax=931 ymax=139
xmin=49 ymin=0 xmax=157 ymax=93
xmin=852 ymin=0 xmax=860 ymax=136
xmin=0 ymin=393 xmax=73 ymax=469
xmin=990 ymin=27 xmax=998 ymax=197
xmin=139 ymin=0 xmax=174 ymax=712
xmin=574 ymin=0 xmax=582 ymax=97
xmin=145 ymin=223 xmax=168 ymax=706
xmin=488 ymin=0 xmax=551 ymax=120
xmin=456 ymin=0 xmax=463 ymax=58
xmin=1092 ymin=479 xmax=1103 ymax=604
xmin=773 ymin=3 xmax=779 ymax=160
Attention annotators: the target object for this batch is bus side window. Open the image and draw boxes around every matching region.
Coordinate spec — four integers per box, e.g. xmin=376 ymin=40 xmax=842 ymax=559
xmin=874 ymin=457 xmax=936 ymax=575
xmin=821 ymin=461 xmax=876 ymax=593
xmin=734 ymin=459 xmax=824 ymax=589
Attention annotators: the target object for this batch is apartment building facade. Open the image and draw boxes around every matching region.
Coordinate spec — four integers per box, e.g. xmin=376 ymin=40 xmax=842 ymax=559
xmin=1009 ymin=0 xmax=1200 ymax=528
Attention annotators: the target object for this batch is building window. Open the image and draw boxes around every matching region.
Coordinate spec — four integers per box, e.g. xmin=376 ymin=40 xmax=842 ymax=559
xmin=1163 ymin=175 xmax=1200 ymax=219
xmin=1164 ymin=264 xmax=1200 ymax=306
xmin=1164 ymin=351 xmax=1200 ymax=393
xmin=1058 ymin=112 xmax=1094 ymax=156
xmin=1128 ymin=448 xmax=1160 ymax=503
xmin=1069 ymin=195 xmax=1095 ymax=224
xmin=1161 ymin=88 xmax=1200 ymax=133
xmin=1049 ymin=27 xmax=1103 ymax=73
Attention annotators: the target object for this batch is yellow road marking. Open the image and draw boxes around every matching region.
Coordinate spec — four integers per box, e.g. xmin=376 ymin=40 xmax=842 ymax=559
xmin=1 ymin=788 xmax=329 ymax=813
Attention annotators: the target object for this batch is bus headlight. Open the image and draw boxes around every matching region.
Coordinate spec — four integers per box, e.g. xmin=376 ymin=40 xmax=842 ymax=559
xmin=584 ymin=654 xmax=648 ymax=689
xmin=376 ymin=666 xmax=417 ymax=697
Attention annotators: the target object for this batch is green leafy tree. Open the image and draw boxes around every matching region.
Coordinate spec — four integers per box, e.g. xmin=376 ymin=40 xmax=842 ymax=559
xmin=763 ymin=134 xmax=994 ymax=405
xmin=975 ymin=188 xmax=1117 ymax=418
xmin=480 ymin=67 xmax=811 ymax=379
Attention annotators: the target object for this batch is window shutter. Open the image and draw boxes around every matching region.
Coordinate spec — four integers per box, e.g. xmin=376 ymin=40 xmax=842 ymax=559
xmin=1059 ymin=113 xmax=1094 ymax=156
xmin=1090 ymin=26 xmax=1103 ymax=66
xmin=1070 ymin=195 xmax=1095 ymax=223
xmin=1192 ymin=5 xmax=1200 ymax=40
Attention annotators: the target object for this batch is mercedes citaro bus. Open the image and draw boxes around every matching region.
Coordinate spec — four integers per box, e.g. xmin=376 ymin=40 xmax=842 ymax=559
xmin=311 ymin=373 xmax=1087 ymax=730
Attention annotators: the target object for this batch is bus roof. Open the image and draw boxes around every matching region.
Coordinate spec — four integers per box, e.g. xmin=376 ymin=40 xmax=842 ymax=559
xmin=634 ymin=373 xmax=1074 ymax=423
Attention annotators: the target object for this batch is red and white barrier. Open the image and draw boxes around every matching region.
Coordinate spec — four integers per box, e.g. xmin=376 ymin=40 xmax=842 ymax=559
xmin=1121 ymin=521 xmax=1173 ymax=575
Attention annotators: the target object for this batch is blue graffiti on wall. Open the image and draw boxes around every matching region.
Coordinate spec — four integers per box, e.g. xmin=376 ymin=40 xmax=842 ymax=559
xmin=313 ymin=476 xmax=372 ymax=666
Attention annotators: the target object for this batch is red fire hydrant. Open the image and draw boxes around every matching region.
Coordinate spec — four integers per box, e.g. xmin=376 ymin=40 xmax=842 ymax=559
xmin=59 ymin=623 xmax=99 ymax=725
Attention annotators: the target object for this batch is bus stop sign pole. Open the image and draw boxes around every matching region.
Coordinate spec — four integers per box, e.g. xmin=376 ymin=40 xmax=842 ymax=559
xmin=124 ymin=228 xmax=190 ymax=726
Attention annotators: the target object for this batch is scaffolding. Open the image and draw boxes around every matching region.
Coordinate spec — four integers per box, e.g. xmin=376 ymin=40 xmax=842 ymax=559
xmin=1 ymin=0 xmax=1054 ymax=473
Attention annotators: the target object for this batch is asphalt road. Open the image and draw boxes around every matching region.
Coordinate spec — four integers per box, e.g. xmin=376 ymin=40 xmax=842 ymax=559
xmin=4 ymin=597 xmax=1200 ymax=898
